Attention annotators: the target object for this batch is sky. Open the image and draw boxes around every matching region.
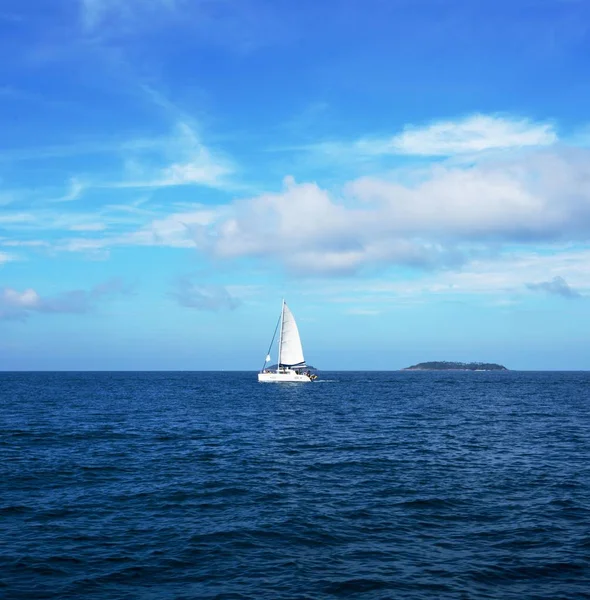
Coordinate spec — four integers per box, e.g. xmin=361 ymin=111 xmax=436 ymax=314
xmin=1 ymin=0 xmax=590 ymax=370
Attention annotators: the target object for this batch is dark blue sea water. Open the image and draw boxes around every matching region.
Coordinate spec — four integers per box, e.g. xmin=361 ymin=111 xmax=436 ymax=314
xmin=2 ymin=371 xmax=590 ymax=599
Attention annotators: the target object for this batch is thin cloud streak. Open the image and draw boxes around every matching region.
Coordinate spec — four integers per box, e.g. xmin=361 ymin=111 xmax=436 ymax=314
xmin=297 ymin=114 xmax=559 ymax=163
xmin=0 ymin=251 xmax=17 ymax=265
xmin=0 ymin=120 xmax=234 ymax=200
xmin=383 ymin=114 xmax=557 ymax=156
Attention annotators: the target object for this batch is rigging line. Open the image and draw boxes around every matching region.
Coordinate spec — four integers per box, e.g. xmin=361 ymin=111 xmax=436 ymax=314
xmin=260 ymin=309 xmax=282 ymax=372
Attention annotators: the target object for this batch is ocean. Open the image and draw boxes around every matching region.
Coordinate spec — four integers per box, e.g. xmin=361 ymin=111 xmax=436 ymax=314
xmin=1 ymin=371 xmax=590 ymax=599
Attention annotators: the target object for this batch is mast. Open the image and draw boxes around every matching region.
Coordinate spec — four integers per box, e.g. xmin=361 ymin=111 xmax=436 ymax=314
xmin=261 ymin=309 xmax=282 ymax=372
xmin=277 ymin=299 xmax=285 ymax=373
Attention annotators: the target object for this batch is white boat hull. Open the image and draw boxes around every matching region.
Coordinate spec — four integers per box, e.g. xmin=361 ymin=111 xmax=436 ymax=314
xmin=258 ymin=370 xmax=315 ymax=383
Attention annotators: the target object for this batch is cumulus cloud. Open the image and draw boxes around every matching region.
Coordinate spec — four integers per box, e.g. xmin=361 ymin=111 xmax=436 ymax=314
xmin=170 ymin=277 xmax=240 ymax=311
xmin=4 ymin=113 xmax=589 ymax=281
xmin=182 ymin=148 xmax=590 ymax=275
xmin=526 ymin=276 xmax=582 ymax=298
xmin=6 ymin=144 xmax=590 ymax=279
xmin=188 ymin=175 xmax=464 ymax=275
xmin=0 ymin=278 xmax=133 ymax=321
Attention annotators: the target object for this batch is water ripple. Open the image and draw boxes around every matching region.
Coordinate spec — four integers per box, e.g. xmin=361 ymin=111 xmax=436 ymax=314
xmin=1 ymin=370 xmax=590 ymax=599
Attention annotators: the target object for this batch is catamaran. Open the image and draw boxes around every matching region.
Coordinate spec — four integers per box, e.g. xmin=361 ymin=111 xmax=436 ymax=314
xmin=258 ymin=300 xmax=317 ymax=383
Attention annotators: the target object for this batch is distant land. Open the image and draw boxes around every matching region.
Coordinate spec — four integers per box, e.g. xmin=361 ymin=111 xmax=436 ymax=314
xmin=402 ymin=361 xmax=508 ymax=371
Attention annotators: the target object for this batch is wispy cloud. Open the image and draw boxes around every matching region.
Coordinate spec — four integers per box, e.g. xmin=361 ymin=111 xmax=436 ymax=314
xmin=296 ymin=248 xmax=590 ymax=308
xmin=380 ymin=114 xmax=557 ymax=156
xmin=170 ymin=277 xmax=240 ymax=311
xmin=80 ymin=0 xmax=178 ymax=32
xmin=78 ymin=0 xmax=293 ymax=53
xmin=0 ymin=278 xmax=134 ymax=321
xmin=1 ymin=120 xmax=233 ymax=195
xmin=0 ymin=251 xmax=17 ymax=265
xmin=54 ymin=178 xmax=86 ymax=203
xmin=0 ymin=213 xmax=30 ymax=224
xmin=68 ymin=223 xmax=107 ymax=232
xmin=0 ymin=138 xmax=157 ymax=162
xmin=112 ymin=206 xmax=224 ymax=249
xmin=110 ymin=122 xmax=232 ymax=189
xmin=0 ymin=200 xmax=224 ymax=259
xmin=0 ymin=240 xmax=49 ymax=248
xmin=302 ymin=114 xmax=558 ymax=163
xmin=527 ymin=275 xmax=582 ymax=298
xmin=282 ymin=101 xmax=330 ymax=135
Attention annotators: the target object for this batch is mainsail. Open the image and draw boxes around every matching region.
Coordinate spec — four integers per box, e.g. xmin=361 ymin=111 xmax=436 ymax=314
xmin=279 ymin=302 xmax=306 ymax=367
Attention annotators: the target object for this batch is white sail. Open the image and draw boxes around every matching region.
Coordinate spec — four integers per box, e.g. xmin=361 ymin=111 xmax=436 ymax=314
xmin=279 ymin=302 xmax=306 ymax=367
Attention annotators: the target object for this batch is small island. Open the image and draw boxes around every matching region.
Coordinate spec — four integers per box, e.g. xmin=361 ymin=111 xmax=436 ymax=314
xmin=402 ymin=361 xmax=508 ymax=371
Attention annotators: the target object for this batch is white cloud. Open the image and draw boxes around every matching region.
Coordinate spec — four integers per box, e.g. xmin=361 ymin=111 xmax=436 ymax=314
xmin=3 ymin=112 xmax=588 ymax=284
xmin=54 ymin=178 xmax=86 ymax=202
xmin=0 ymin=209 xmax=133 ymax=235
xmin=0 ymin=251 xmax=16 ymax=265
xmin=4 ymin=144 xmax=590 ymax=280
xmin=1 ymin=240 xmax=49 ymax=248
xmin=305 ymin=114 xmax=557 ymax=161
xmin=107 ymin=122 xmax=233 ymax=190
xmin=383 ymin=114 xmax=557 ymax=156
xmin=79 ymin=0 xmax=288 ymax=53
xmin=288 ymin=248 xmax=590 ymax=311
xmin=0 ymin=200 xmax=224 ymax=257
xmin=158 ymin=158 xmax=230 ymax=187
xmin=61 ymin=238 xmax=109 ymax=253
xmin=2 ymin=120 xmax=232 ymax=195
xmin=184 ymin=148 xmax=590 ymax=275
xmin=22 ymin=141 xmax=578 ymax=275
xmin=3 ymin=288 xmax=39 ymax=308
xmin=416 ymin=254 xmax=587 ymax=298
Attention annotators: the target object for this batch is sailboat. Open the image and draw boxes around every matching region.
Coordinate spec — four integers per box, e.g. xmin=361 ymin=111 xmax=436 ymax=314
xmin=258 ymin=300 xmax=317 ymax=382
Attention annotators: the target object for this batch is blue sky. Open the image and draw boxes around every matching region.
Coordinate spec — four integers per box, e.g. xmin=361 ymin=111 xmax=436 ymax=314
xmin=1 ymin=0 xmax=590 ymax=370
